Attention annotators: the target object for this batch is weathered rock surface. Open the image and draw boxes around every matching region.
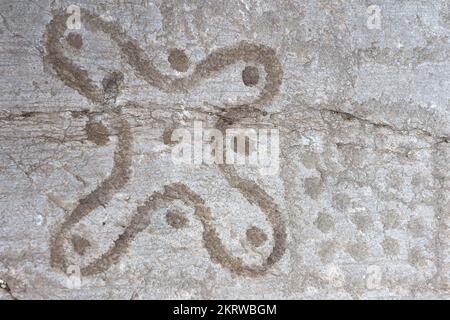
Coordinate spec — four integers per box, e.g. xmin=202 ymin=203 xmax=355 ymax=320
xmin=0 ymin=0 xmax=449 ymax=299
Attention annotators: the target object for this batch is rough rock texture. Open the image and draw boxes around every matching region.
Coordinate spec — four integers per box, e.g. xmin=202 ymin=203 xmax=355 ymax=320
xmin=0 ymin=0 xmax=449 ymax=299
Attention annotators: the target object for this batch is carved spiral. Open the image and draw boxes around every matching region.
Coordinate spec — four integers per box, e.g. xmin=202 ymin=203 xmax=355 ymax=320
xmin=46 ymin=8 xmax=286 ymax=277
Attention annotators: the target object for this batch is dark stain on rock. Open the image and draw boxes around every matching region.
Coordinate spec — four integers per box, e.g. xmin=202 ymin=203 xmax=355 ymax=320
xmin=66 ymin=32 xmax=83 ymax=49
xmin=71 ymin=235 xmax=91 ymax=255
xmin=408 ymin=246 xmax=428 ymax=268
xmin=50 ymin=117 xmax=133 ymax=274
xmin=217 ymin=164 xmax=287 ymax=276
xmin=162 ymin=127 xmax=175 ymax=145
xmin=346 ymin=242 xmax=369 ymax=262
xmin=20 ymin=111 xmax=37 ymax=118
xmin=242 ymin=66 xmax=259 ymax=86
xmin=102 ymin=71 xmax=124 ymax=105
xmin=304 ymin=177 xmax=323 ymax=200
xmin=85 ymin=122 xmax=110 ymax=146
xmin=232 ymin=135 xmax=254 ymax=156
xmin=246 ymin=226 xmax=268 ymax=247
xmin=71 ymin=109 xmax=90 ymax=118
xmin=45 ymin=8 xmax=285 ymax=277
xmin=58 ymin=181 xmax=285 ymax=277
xmin=314 ymin=212 xmax=335 ymax=233
xmin=408 ymin=217 xmax=425 ymax=238
xmin=317 ymin=240 xmax=337 ymax=263
xmin=44 ymin=11 xmax=104 ymax=103
xmin=166 ymin=210 xmax=188 ymax=229
xmin=168 ymin=48 xmax=189 ymax=72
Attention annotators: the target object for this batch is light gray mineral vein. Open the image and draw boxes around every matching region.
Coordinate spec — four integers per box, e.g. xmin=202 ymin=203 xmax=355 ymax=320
xmin=0 ymin=0 xmax=449 ymax=299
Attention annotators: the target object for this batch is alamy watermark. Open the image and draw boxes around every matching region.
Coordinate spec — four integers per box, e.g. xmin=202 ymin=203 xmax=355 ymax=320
xmin=66 ymin=4 xmax=81 ymax=30
xmin=366 ymin=5 xmax=382 ymax=30
xmin=66 ymin=265 xmax=81 ymax=289
xmin=170 ymin=122 xmax=280 ymax=175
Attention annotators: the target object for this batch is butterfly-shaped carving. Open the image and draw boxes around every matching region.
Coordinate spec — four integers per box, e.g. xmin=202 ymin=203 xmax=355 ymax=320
xmin=45 ymin=8 xmax=286 ymax=277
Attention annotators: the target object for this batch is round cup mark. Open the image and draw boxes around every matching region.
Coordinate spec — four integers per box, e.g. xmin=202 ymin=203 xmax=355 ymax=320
xmin=168 ymin=48 xmax=189 ymax=72
xmin=242 ymin=66 xmax=259 ymax=86
xmin=246 ymin=226 xmax=268 ymax=247
xmin=71 ymin=235 xmax=91 ymax=256
xmin=85 ymin=122 xmax=110 ymax=146
xmin=166 ymin=210 xmax=188 ymax=229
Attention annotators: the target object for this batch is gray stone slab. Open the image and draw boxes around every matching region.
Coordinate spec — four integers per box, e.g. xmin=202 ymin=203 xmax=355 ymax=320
xmin=0 ymin=0 xmax=449 ymax=299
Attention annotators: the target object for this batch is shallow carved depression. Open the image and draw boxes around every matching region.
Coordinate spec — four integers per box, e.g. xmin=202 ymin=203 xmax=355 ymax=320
xmin=46 ymin=8 xmax=286 ymax=277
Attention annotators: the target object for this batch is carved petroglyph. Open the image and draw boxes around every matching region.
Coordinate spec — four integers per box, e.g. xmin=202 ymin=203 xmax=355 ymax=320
xmin=246 ymin=226 xmax=268 ymax=247
xmin=50 ymin=115 xmax=133 ymax=273
xmin=45 ymin=9 xmax=282 ymax=106
xmin=167 ymin=48 xmax=190 ymax=73
xmin=45 ymin=8 xmax=285 ymax=277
